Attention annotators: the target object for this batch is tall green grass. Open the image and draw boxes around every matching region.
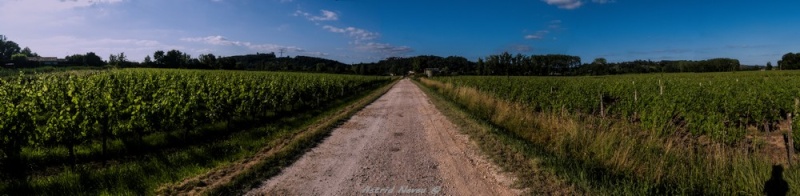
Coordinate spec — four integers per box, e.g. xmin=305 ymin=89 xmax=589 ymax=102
xmin=419 ymin=77 xmax=798 ymax=195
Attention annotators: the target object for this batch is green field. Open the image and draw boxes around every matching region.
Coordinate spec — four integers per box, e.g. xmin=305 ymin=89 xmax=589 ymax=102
xmin=0 ymin=68 xmax=391 ymax=195
xmin=420 ymin=71 xmax=800 ymax=195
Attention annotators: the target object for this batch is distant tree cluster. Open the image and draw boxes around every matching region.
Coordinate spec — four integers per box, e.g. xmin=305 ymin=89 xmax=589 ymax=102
xmin=476 ymin=52 xmax=581 ymax=76
xmin=350 ymin=55 xmax=473 ymax=75
xmin=65 ymin=52 xmax=104 ymax=67
xmin=778 ymin=52 xmax=800 ymax=70
xmin=577 ymin=58 xmax=741 ymax=75
xmin=1 ymin=35 xmax=39 ymax=67
xmin=2 ymin=34 xmax=797 ymax=76
xmin=137 ymin=50 xmax=352 ymax=73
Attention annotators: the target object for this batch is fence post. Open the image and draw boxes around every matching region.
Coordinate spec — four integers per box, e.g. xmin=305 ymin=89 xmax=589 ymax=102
xmin=787 ymin=113 xmax=794 ymax=167
xmin=600 ymin=93 xmax=605 ymax=119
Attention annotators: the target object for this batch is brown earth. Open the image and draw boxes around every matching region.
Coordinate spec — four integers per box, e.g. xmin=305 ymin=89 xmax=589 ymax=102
xmin=245 ymin=79 xmax=521 ymax=195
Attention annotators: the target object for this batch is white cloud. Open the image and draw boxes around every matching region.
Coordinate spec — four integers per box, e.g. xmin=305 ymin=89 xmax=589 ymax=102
xmin=592 ymin=0 xmax=614 ymax=4
xmin=322 ymin=25 xmax=380 ymax=42
xmin=295 ymin=9 xmax=413 ymax=58
xmin=21 ymin=35 xmax=182 ymax=62
xmin=524 ymin=30 xmax=549 ymax=40
xmin=356 ymin=42 xmax=413 ymax=56
xmin=181 ymin=35 xmax=304 ymax=53
xmin=542 ymin=0 xmax=583 ymax=10
xmin=294 ymin=9 xmax=338 ymax=22
xmin=313 ymin=10 xmax=338 ymax=21
xmin=305 ymin=51 xmax=329 ymax=57
xmin=542 ymin=0 xmax=613 ymax=9
xmin=524 ymin=35 xmax=542 ymax=40
xmin=524 ymin=20 xmax=563 ymax=40
xmin=0 ymin=0 xmax=123 ymax=13
xmin=0 ymin=0 xmax=124 ymax=31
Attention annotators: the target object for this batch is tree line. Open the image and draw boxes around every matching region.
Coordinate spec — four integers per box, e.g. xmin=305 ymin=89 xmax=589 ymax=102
xmin=3 ymin=34 xmax=800 ymax=76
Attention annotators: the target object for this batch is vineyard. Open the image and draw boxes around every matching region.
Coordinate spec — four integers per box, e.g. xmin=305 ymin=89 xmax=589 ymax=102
xmin=0 ymin=69 xmax=391 ymax=194
xmin=419 ymin=71 xmax=800 ymax=195
xmin=430 ymin=71 xmax=800 ymax=144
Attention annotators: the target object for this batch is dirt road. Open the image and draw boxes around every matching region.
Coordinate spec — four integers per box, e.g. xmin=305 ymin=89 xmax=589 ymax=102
xmin=245 ymin=79 xmax=520 ymax=195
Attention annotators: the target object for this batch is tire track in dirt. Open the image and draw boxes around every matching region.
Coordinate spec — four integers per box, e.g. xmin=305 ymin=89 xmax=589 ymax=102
xmin=245 ymin=79 xmax=521 ymax=195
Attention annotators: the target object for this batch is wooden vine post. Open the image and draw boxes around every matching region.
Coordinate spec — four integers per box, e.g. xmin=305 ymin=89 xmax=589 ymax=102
xmin=600 ymin=93 xmax=605 ymax=119
xmin=788 ymin=98 xmax=798 ymax=166
xmin=633 ymin=81 xmax=638 ymax=102
xmin=787 ymin=113 xmax=794 ymax=167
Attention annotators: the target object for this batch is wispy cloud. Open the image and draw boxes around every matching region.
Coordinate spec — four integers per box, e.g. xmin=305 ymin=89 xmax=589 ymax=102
xmin=542 ymin=0 xmax=583 ymax=10
xmin=0 ymin=0 xmax=124 ymax=28
xmin=524 ymin=30 xmax=549 ymax=40
xmin=295 ymin=9 xmax=413 ymax=57
xmin=321 ymin=25 xmax=412 ymax=56
xmin=356 ymin=42 xmax=413 ymax=56
xmin=305 ymin=51 xmax=329 ymax=57
xmin=322 ymin=25 xmax=380 ymax=42
xmin=542 ymin=0 xmax=613 ymax=10
xmin=505 ymin=44 xmax=534 ymax=53
xmin=627 ymin=48 xmax=692 ymax=55
xmin=294 ymin=10 xmax=339 ymax=22
xmin=524 ymin=20 xmax=562 ymax=40
xmin=592 ymin=0 xmax=615 ymax=4
xmin=181 ymin=35 xmax=304 ymax=52
xmin=22 ymin=35 xmax=182 ymax=62
xmin=1 ymin=0 xmax=123 ymax=12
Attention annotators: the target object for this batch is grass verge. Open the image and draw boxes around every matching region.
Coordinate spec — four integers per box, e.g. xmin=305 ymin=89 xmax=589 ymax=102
xmin=413 ymin=79 xmax=579 ymax=195
xmin=417 ymin=78 xmax=799 ymax=195
xmin=158 ymin=79 xmax=399 ymax=195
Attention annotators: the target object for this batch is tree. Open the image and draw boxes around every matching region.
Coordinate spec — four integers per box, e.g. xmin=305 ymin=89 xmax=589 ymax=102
xmin=0 ymin=35 xmax=21 ymax=61
xmin=20 ymin=47 xmax=37 ymax=57
xmin=163 ymin=49 xmax=189 ymax=68
xmin=476 ymin=58 xmax=485 ymax=75
xmin=766 ymin=61 xmax=773 ymax=70
xmin=108 ymin=52 xmax=127 ymax=67
xmin=65 ymin=54 xmax=86 ymax=65
xmin=11 ymin=53 xmax=28 ymax=66
xmin=84 ymin=52 xmax=104 ymax=66
xmin=143 ymin=55 xmax=153 ymax=67
xmin=198 ymin=53 xmax=216 ymax=69
xmin=117 ymin=52 xmax=127 ymax=65
xmin=779 ymin=53 xmax=800 ymax=70
xmin=108 ymin=54 xmax=117 ymax=65
xmin=153 ymin=50 xmax=165 ymax=67
xmin=593 ymin=57 xmax=607 ymax=65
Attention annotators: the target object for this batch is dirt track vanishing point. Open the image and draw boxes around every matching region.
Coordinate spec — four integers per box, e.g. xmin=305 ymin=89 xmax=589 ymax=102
xmin=246 ymin=79 xmax=520 ymax=195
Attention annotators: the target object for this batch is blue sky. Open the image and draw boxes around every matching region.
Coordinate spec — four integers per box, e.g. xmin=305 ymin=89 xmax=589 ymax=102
xmin=1 ymin=0 xmax=798 ymax=65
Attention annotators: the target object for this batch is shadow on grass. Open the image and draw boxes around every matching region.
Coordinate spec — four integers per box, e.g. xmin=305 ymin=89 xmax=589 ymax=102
xmin=764 ymin=165 xmax=789 ymax=196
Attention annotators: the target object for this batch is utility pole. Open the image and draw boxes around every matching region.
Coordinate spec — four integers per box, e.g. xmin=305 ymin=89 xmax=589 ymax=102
xmin=279 ymin=48 xmax=286 ymax=57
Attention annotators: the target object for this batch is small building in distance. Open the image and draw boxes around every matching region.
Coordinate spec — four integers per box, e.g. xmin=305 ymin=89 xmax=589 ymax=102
xmin=26 ymin=57 xmax=65 ymax=66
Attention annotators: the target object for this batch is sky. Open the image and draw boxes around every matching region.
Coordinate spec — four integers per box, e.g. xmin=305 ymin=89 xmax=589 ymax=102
xmin=1 ymin=0 xmax=798 ymax=65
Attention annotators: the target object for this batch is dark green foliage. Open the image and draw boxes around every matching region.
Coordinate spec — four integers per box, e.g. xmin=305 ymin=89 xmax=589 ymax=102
xmin=432 ymin=71 xmax=800 ymax=143
xmin=0 ymin=35 xmax=21 ymax=61
xmin=778 ymin=52 xmax=800 ymax=70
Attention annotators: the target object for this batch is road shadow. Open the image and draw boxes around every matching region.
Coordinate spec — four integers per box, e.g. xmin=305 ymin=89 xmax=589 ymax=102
xmin=763 ymin=165 xmax=789 ymax=196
